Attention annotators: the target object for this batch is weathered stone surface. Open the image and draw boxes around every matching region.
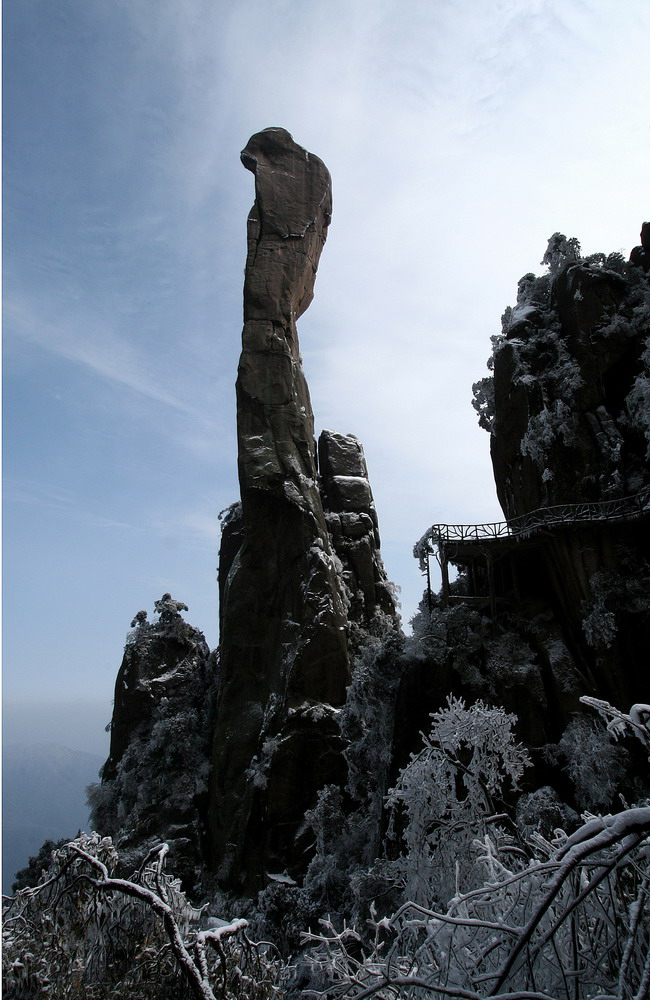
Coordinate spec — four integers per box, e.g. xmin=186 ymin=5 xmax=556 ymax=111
xmin=488 ymin=244 xmax=649 ymax=518
xmin=319 ymin=430 xmax=368 ymax=479
xmin=207 ymin=133 xmax=401 ymax=893
xmin=319 ymin=430 xmax=397 ymax=626
xmin=91 ymin=596 xmax=214 ymax=891
xmin=208 ymin=131 xmax=351 ymax=892
xmin=240 ymin=128 xmax=332 ymax=326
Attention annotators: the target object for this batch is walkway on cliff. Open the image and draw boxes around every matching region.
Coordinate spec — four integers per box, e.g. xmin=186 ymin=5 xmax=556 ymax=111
xmin=414 ymin=487 xmax=650 ymax=566
xmin=414 ymin=487 xmax=650 ymax=613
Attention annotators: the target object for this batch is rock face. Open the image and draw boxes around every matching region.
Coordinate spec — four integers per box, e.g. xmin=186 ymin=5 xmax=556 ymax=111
xmin=402 ymin=234 xmax=650 ymax=801
xmin=482 ymin=239 xmax=650 ymax=715
xmin=90 ymin=596 xmax=214 ymax=891
xmin=208 ymin=129 xmax=398 ymax=891
xmin=481 ymin=240 xmax=649 ymax=518
xmin=319 ymin=429 xmax=398 ymax=628
xmin=92 ymin=130 xmax=398 ymax=899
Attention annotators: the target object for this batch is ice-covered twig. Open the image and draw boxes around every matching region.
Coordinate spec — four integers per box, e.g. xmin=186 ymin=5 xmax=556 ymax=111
xmin=491 ymin=807 xmax=650 ymax=992
xmin=580 ymin=696 xmax=650 ymax=752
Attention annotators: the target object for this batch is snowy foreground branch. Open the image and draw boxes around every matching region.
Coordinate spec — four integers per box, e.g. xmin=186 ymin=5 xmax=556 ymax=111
xmin=303 ymin=805 xmax=650 ymax=999
xmin=2 ymin=833 xmax=282 ymax=1000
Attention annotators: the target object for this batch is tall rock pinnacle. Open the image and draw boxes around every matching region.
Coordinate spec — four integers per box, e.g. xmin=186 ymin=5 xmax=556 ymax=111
xmin=235 ymin=128 xmax=335 ymax=531
xmin=208 ymin=129 xmax=351 ymax=890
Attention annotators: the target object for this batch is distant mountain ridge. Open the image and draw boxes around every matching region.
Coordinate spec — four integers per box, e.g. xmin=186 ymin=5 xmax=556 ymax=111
xmin=3 ymin=741 xmax=103 ymax=892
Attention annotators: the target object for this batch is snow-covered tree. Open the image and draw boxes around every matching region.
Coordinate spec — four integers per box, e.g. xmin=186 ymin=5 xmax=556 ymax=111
xmin=304 ymin=804 xmax=650 ymax=998
xmin=386 ymin=697 xmax=530 ymax=907
xmin=540 ymin=231 xmax=582 ymax=274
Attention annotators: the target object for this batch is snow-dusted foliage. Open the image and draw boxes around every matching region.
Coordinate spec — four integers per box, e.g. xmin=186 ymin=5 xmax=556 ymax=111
xmin=89 ymin=706 xmax=212 ymax=835
xmin=340 ymin=617 xmax=404 ymax=853
xmin=487 ymin=296 xmax=585 ymax=489
xmin=386 ymin=697 xmax=530 ymax=907
xmin=625 ymin=333 xmax=650 ymax=460
xmin=3 ymin=834 xmax=283 ymax=1000
xmin=411 ymin=598 xmax=487 ymax=691
xmin=519 ymin=398 xmax=577 ymax=467
xmin=411 ymin=595 xmax=560 ymax=706
xmin=540 ymin=231 xmax=582 ymax=273
xmin=304 ymin=805 xmax=650 ymax=999
xmin=581 ymin=548 xmax=650 ymax=652
xmin=546 ymin=713 xmax=629 ymax=812
xmin=470 ymin=372 xmax=495 ymax=433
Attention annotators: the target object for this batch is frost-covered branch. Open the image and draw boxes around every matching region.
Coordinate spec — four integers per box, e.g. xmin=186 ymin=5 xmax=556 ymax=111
xmin=65 ymin=841 xmax=217 ymax=1000
xmin=491 ymin=807 xmax=650 ymax=992
xmin=581 ymin=696 xmax=650 ymax=753
xmin=303 ymin=803 xmax=650 ymax=999
xmin=3 ymin=834 xmax=280 ymax=1000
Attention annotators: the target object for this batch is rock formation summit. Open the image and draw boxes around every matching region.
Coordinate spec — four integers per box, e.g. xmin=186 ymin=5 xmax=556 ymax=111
xmin=208 ymin=129 xmax=398 ymax=890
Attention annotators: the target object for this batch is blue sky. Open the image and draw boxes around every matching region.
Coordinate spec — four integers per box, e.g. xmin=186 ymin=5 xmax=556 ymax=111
xmin=4 ymin=0 xmax=650 ymax=754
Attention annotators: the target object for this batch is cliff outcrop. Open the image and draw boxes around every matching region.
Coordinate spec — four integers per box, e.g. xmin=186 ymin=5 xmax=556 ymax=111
xmin=482 ymin=235 xmax=649 ymax=516
xmin=403 ymin=232 xmax=650 ymax=802
xmin=89 ymin=595 xmax=215 ymax=890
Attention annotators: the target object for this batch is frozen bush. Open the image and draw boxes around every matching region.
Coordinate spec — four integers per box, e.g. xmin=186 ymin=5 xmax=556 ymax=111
xmin=386 ymin=696 xmax=530 ymax=906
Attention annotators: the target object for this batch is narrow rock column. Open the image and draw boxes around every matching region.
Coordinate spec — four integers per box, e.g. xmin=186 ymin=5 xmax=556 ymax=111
xmin=319 ymin=430 xmax=398 ymax=626
xmin=208 ymin=129 xmax=350 ymax=890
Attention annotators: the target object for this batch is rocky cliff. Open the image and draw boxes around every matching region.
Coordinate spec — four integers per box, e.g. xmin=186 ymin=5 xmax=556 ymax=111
xmin=92 ymin=128 xmax=399 ymax=898
xmin=92 ymin=141 xmax=648 ymax=909
xmin=479 ymin=233 xmax=650 ymax=516
xmin=207 ymin=129 xmax=399 ymax=891
xmin=402 ymin=230 xmax=650 ymax=805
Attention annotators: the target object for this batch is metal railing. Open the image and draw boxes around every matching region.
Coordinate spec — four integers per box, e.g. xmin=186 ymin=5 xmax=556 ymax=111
xmin=414 ymin=487 xmax=650 ymax=568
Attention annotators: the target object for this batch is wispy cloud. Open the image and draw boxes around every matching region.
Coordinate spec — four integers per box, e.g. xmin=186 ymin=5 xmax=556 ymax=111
xmin=150 ymin=502 xmax=222 ymax=550
xmin=4 ymin=476 xmax=139 ymax=531
xmin=6 ymin=296 xmax=198 ymax=417
xmin=5 ymin=0 xmax=650 ymax=699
